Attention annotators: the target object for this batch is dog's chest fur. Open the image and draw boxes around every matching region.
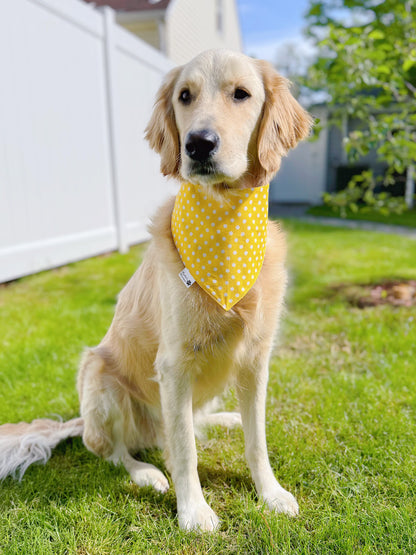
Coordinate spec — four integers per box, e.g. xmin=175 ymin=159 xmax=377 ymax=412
xmin=160 ymin=259 xmax=251 ymax=403
xmin=147 ymin=198 xmax=284 ymax=401
xmin=108 ymin=198 xmax=286 ymax=409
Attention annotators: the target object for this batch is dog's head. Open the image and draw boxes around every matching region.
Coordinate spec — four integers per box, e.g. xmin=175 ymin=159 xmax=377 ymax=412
xmin=145 ymin=50 xmax=312 ymax=189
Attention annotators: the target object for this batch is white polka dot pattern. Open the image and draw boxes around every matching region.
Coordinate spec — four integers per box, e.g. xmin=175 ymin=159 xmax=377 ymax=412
xmin=171 ymin=182 xmax=269 ymax=310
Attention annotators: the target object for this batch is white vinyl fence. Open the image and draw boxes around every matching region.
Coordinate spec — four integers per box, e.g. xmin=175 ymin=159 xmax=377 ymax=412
xmin=0 ymin=0 xmax=173 ymax=283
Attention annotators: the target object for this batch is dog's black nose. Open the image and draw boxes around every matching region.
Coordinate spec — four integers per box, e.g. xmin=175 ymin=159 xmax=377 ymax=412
xmin=185 ymin=130 xmax=219 ymax=162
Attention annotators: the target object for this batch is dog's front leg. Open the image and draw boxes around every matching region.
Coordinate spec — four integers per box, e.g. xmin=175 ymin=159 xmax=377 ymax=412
xmin=157 ymin=356 xmax=220 ymax=532
xmin=237 ymin=357 xmax=299 ymax=516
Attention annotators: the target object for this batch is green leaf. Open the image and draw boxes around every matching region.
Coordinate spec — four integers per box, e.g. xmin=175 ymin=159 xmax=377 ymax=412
xmin=308 ymin=2 xmax=324 ymax=16
xmin=368 ymin=30 xmax=385 ymax=40
xmin=377 ymin=65 xmax=391 ymax=75
xmin=403 ymin=59 xmax=416 ymax=72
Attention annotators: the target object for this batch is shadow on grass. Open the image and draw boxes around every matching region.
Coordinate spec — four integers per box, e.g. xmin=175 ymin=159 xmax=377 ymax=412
xmin=198 ymin=464 xmax=252 ymax=491
xmin=0 ymin=437 xmax=255 ymax=519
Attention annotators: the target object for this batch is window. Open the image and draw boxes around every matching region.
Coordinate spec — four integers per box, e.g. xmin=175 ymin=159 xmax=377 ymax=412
xmin=216 ymin=0 xmax=224 ymax=35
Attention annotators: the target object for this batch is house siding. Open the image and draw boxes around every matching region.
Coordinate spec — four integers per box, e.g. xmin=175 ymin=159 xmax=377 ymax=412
xmin=166 ymin=0 xmax=242 ymax=64
xmin=270 ymin=106 xmax=329 ymax=204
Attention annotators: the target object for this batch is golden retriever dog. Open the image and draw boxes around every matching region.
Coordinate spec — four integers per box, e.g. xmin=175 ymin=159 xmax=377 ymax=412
xmin=0 ymin=50 xmax=312 ymax=532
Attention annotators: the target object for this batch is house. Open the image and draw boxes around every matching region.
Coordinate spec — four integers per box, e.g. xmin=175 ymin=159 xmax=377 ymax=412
xmin=271 ymin=106 xmax=411 ymax=207
xmin=83 ymin=0 xmax=243 ymax=64
xmin=270 ymin=105 xmax=329 ymax=206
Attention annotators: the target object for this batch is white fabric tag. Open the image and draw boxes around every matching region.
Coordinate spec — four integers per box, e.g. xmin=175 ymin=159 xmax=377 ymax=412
xmin=179 ymin=268 xmax=195 ymax=288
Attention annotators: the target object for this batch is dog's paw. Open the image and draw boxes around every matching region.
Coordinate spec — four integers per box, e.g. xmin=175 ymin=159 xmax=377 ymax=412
xmin=199 ymin=411 xmax=242 ymax=429
xmin=263 ymin=487 xmax=299 ymax=516
xmin=178 ymin=501 xmax=220 ymax=532
xmin=130 ymin=467 xmax=169 ymax=493
xmin=219 ymin=411 xmax=242 ymax=428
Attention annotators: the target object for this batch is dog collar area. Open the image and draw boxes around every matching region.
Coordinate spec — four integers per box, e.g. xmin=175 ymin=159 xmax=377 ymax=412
xmin=171 ymin=182 xmax=269 ymax=310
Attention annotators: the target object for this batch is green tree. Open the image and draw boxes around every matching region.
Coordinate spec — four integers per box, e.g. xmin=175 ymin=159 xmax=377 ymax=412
xmin=306 ymin=0 xmax=416 ymax=214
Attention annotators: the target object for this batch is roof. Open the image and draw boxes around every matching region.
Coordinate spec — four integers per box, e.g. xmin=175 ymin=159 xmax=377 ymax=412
xmin=83 ymin=0 xmax=171 ymax=12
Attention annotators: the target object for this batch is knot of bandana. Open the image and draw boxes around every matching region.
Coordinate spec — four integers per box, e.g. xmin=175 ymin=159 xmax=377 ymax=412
xmin=171 ymin=182 xmax=269 ymax=310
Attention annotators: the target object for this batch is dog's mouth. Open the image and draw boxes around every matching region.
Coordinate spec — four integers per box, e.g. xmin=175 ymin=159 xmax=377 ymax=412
xmin=187 ymin=166 xmax=234 ymax=191
xmin=186 ymin=161 xmax=245 ymax=190
xmin=189 ymin=160 xmax=218 ymax=176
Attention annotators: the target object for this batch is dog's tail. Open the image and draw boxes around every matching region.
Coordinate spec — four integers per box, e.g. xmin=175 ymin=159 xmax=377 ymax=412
xmin=0 ymin=417 xmax=84 ymax=480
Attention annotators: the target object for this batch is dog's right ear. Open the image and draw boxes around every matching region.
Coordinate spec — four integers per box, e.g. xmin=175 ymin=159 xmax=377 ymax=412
xmin=145 ymin=66 xmax=182 ymax=178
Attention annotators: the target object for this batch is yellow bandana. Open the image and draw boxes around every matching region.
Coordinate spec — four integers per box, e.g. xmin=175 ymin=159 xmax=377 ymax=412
xmin=171 ymin=182 xmax=269 ymax=310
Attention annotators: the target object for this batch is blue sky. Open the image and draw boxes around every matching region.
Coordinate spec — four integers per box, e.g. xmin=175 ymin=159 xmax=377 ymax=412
xmin=236 ymin=0 xmax=311 ymax=62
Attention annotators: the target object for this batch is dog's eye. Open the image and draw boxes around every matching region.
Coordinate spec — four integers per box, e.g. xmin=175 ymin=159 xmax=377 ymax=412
xmin=233 ymin=88 xmax=250 ymax=101
xmin=179 ymin=89 xmax=192 ymax=104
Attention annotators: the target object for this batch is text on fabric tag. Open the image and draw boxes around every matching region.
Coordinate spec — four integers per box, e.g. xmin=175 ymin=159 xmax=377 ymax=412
xmin=179 ymin=268 xmax=195 ymax=288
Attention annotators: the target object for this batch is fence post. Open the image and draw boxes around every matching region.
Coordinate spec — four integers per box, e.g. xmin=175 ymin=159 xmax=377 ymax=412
xmin=102 ymin=7 xmax=128 ymax=254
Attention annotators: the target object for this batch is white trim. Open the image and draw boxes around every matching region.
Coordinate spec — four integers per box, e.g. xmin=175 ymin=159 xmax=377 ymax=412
xmin=157 ymin=18 xmax=167 ymax=55
xmin=165 ymin=0 xmax=178 ymax=19
xmin=231 ymin=0 xmax=244 ymax=51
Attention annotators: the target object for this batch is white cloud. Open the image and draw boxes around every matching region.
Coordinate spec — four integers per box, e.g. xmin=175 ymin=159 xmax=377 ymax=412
xmin=244 ymin=33 xmax=316 ymax=65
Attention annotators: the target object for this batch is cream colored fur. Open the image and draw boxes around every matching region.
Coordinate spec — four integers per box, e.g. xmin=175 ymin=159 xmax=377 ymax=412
xmin=0 ymin=50 xmax=312 ymax=532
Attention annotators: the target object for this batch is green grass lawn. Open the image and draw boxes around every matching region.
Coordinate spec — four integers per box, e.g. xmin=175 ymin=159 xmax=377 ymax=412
xmin=1 ymin=221 xmax=415 ymax=554
xmin=307 ymin=205 xmax=416 ymax=228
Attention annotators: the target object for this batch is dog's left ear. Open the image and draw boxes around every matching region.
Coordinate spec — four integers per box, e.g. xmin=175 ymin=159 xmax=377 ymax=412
xmin=256 ymin=60 xmax=313 ymax=176
xmin=145 ymin=66 xmax=182 ymax=178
